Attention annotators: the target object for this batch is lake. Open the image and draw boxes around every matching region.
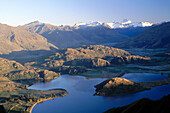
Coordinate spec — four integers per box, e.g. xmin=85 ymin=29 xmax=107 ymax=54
xmin=29 ymin=73 xmax=170 ymax=113
xmin=121 ymin=73 xmax=168 ymax=82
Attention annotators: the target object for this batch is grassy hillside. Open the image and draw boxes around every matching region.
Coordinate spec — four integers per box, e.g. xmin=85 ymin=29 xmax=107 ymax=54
xmin=0 ymin=23 xmax=58 ymax=54
xmin=0 ymin=58 xmax=25 ymax=75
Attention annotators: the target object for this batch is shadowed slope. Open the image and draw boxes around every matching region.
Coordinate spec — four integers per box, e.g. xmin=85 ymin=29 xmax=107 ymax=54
xmin=115 ymin=22 xmax=170 ymax=49
xmin=105 ymin=94 xmax=170 ymax=113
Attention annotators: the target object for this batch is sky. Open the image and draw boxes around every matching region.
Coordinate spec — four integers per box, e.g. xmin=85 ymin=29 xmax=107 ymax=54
xmin=0 ymin=0 xmax=170 ymax=26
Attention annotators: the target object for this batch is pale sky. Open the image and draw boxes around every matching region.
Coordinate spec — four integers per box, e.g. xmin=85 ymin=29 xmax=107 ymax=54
xmin=0 ymin=0 xmax=170 ymax=26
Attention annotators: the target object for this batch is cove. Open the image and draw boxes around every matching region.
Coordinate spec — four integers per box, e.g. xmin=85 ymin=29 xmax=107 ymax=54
xmin=29 ymin=74 xmax=170 ymax=113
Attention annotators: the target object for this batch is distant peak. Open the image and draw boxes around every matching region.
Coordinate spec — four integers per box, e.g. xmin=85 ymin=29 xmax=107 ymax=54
xmin=33 ymin=20 xmax=40 ymax=23
xmin=122 ymin=19 xmax=130 ymax=22
xmin=74 ymin=21 xmax=103 ymax=27
xmin=121 ymin=19 xmax=132 ymax=24
xmin=26 ymin=20 xmax=42 ymax=25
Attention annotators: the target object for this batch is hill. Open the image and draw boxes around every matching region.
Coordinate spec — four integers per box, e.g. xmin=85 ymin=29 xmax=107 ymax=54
xmin=0 ymin=57 xmax=25 ymax=75
xmin=0 ymin=57 xmax=60 ymax=82
xmin=0 ymin=23 xmax=58 ymax=54
xmin=41 ymin=45 xmax=150 ymax=68
xmin=94 ymin=77 xmax=145 ymax=96
xmin=115 ymin=22 xmax=170 ymax=49
xmin=105 ymin=94 xmax=170 ymax=113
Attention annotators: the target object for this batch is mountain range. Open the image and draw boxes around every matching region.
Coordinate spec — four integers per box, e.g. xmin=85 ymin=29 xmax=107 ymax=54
xmin=0 ymin=20 xmax=168 ymax=55
xmin=74 ymin=19 xmax=153 ymax=29
xmin=18 ymin=20 xmax=153 ymax=49
xmin=18 ymin=21 xmax=128 ymax=48
xmin=115 ymin=22 xmax=170 ymax=49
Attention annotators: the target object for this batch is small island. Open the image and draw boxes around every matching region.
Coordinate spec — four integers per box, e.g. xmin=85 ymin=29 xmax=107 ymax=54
xmin=94 ymin=75 xmax=170 ymax=96
xmin=94 ymin=77 xmax=146 ymax=96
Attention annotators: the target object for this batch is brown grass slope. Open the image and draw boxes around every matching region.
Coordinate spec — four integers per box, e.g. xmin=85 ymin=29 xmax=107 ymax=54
xmin=0 ymin=57 xmax=25 ymax=75
xmin=0 ymin=23 xmax=58 ymax=54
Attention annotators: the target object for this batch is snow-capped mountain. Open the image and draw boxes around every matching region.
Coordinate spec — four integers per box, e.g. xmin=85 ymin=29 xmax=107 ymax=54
xmin=24 ymin=19 xmax=153 ymax=30
xmin=107 ymin=19 xmax=153 ymax=28
xmin=105 ymin=19 xmax=152 ymax=29
xmin=121 ymin=19 xmax=132 ymax=25
xmin=74 ymin=22 xmax=88 ymax=26
xmin=74 ymin=19 xmax=153 ymax=29
xmin=130 ymin=22 xmax=153 ymax=27
xmin=74 ymin=21 xmax=103 ymax=27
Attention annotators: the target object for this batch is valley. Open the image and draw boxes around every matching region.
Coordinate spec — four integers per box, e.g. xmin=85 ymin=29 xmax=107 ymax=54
xmin=0 ymin=46 xmax=169 ymax=113
xmin=0 ymin=21 xmax=169 ymax=113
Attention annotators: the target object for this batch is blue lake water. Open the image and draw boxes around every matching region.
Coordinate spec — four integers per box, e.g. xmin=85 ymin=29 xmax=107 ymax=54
xmin=121 ymin=73 xmax=168 ymax=82
xmin=29 ymin=73 xmax=170 ymax=113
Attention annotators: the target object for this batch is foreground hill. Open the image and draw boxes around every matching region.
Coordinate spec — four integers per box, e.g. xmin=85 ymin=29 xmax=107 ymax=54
xmin=0 ymin=23 xmax=58 ymax=54
xmin=18 ymin=21 xmax=128 ymax=48
xmin=0 ymin=105 xmax=6 ymax=113
xmin=105 ymin=94 xmax=170 ymax=113
xmin=115 ymin=22 xmax=170 ymax=49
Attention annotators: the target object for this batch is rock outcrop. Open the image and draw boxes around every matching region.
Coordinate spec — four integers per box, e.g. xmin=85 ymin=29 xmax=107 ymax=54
xmin=42 ymin=45 xmax=150 ymax=68
xmin=64 ymin=58 xmax=110 ymax=68
xmin=4 ymin=69 xmax=60 ymax=81
xmin=38 ymin=70 xmax=60 ymax=80
xmin=0 ymin=58 xmax=25 ymax=75
xmin=110 ymin=55 xmax=151 ymax=64
xmin=94 ymin=77 xmax=145 ymax=96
